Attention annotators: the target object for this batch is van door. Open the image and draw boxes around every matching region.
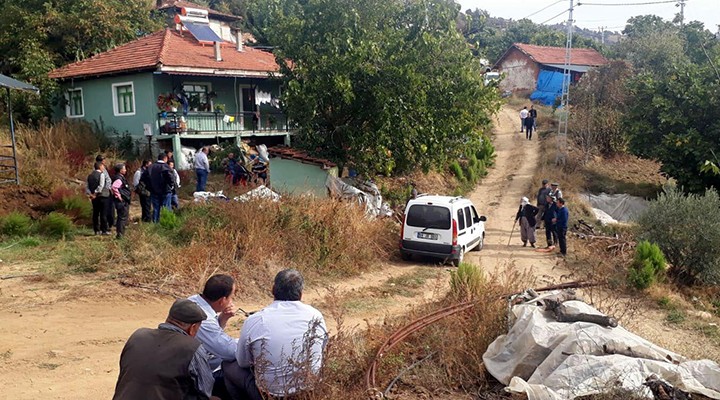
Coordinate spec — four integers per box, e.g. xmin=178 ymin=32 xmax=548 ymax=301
xmin=404 ymin=204 xmax=453 ymax=246
xmin=456 ymin=207 xmax=470 ymax=248
xmin=464 ymin=205 xmax=480 ymax=249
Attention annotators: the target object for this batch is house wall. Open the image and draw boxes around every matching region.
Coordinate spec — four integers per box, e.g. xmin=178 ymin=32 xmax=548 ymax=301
xmin=59 ymin=72 xmax=156 ymax=136
xmin=497 ymin=48 xmax=540 ymax=92
xmin=270 ymin=158 xmax=338 ymax=198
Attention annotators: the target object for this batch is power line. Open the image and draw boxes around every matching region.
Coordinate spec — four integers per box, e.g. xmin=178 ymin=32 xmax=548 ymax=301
xmin=523 ymin=0 xmax=565 ymax=20
xmin=578 ymin=0 xmax=678 ymax=6
xmin=540 ymin=8 xmax=571 ymax=25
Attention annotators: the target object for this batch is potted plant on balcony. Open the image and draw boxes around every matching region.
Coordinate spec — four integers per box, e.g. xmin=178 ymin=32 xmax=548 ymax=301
xmin=214 ymin=103 xmax=226 ymax=114
xmin=157 ymin=93 xmax=180 ymax=112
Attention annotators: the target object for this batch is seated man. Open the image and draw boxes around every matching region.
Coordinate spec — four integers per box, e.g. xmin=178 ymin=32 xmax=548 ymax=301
xmin=187 ymin=275 xmax=239 ymax=372
xmin=113 ymin=299 xmax=215 ymax=400
xmin=224 ymin=269 xmax=327 ymax=399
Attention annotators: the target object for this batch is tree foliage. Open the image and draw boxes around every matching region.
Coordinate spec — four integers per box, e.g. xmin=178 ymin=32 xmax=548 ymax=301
xmin=0 ymin=0 xmax=162 ymax=121
xmin=254 ymin=0 xmax=500 ymax=174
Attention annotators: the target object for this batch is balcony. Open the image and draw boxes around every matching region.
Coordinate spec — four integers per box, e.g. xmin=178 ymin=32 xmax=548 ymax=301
xmin=157 ymin=110 xmax=292 ymax=137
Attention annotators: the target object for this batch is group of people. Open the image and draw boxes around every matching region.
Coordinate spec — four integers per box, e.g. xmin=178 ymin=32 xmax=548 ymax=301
xmin=519 ymin=105 xmax=538 ymax=140
xmin=113 ymin=269 xmax=327 ymax=400
xmin=514 ymin=179 xmax=570 ymax=257
xmin=221 ymin=152 xmax=269 ymax=187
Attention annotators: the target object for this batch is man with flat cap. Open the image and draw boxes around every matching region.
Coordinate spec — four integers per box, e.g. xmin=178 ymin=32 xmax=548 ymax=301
xmin=113 ymin=299 xmax=217 ymax=400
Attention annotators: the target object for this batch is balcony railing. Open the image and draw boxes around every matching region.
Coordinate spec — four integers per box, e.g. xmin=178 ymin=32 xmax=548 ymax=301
xmin=158 ymin=111 xmax=292 ymax=135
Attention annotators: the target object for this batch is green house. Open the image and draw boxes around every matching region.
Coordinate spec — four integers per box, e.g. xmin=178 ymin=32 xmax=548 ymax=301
xmin=48 ymin=2 xmax=291 ymax=170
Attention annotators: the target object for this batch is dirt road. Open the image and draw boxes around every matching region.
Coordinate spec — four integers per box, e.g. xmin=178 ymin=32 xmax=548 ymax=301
xmin=0 ymin=106 xmax=568 ymax=399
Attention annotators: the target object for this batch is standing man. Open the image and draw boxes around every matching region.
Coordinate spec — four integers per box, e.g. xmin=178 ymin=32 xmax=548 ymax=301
xmin=165 ymin=149 xmax=175 ymax=165
xmin=149 ymin=153 xmax=174 ymax=223
xmin=529 ymin=105 xmax=538 ymax=131
xmin=519 ymin=106 xmax=529 ymax=133
xmin=133 ymin=160 xmax=152 ymax=223
xmin=550 ymin=182 xmax=563 ymax=201
xmin=96 ymin=155 xmax=114 ymax=229
xmin=515 ymin=197 xmax=538 ymax=247
xmin=111 ymin=164 xmax=131 ymax=239
xmin=536 ymin=179 xmax=551 ymax=229
xmin=113 ymin=299 xmax=215 ymax=400
xmin=187 ymin=275 xmax=238 ymax=373
xmin=225 ymin=269 xmax=327 ymax=400
xmin=543 ymin=195 xmax=559 ymax=249
xmin=554 ymin=198 xmax=569 ymax=257
xmin=169 ymin=161 xmax=181 ymax=210
xmin=87 ymin=161 xmax=110 ymax=235
xmin=524 ymin=112 xmax=535 ymax=140
xmin=195 ymin=146 xmax=210 ymax=192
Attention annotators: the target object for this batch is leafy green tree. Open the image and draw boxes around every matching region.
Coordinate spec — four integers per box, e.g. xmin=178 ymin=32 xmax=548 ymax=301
xmin=259 ymin=0 xmax=500 ymax=174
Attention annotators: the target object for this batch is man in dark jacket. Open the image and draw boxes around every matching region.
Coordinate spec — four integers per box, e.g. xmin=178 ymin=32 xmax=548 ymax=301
xmin=543 ymin=195 xmax=559 ymax=248
xmin=536 ymin=179 xmax=551 ymax=229
xmin=134 ymin=160 xmax=153 ymax=222
xmin=149 ymin=153 xmax=175 ymax=223
xmin=97 ymin=154 xmax=115 ymax=229
xmin=86 ymin=162 xmax=110 ymax=235
xmin=113 ymin=299 xmax=215 ymax=400
xmin=554 ymin=198 xmax=570 ymax=257
xmin=111 ymin=164 xmax=132 ymax=239
xmin=515 ymin=197 xmax=539 ymax=247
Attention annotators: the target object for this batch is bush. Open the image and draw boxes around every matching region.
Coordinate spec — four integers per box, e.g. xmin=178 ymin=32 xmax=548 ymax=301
xmin=39 ymin=212 xmax=75 ymax=238
xmin=637 ymin=187 xmax=720 ymax=285
xmin=627 ymin=240 xmax=666 ymax=290
xmin=449 ymin=161 xmax=464 ymax=182
xmin=450 ymin=263 xmax=485 ymax=300
xmin=56 ymin=195 xmax=92 ymax=221
xmin=159 ymin=208 xmax=182 ymax=230
xmin=0 ymin=212 xmax=33 ymax=237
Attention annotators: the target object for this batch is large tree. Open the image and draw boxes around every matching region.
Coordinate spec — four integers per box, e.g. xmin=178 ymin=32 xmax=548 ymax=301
xmin=254 ymin=0 xmax=501 ymax=174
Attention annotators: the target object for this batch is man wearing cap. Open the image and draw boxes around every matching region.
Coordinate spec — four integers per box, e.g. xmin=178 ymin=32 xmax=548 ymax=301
xmin=113 ymin=299 xmax=216 ymax=400
xmin=224 ymin=269 xmax=327 ymax=400
xmin=515 ymin=197 xmax=538 ymax=247
xmin=550 ymin=183 xmax=563 ymax=202
xmin=554 ymin=198 xmax=570 ymax=257
xmin=543 ymin=195 xmax=559 ymax=249
xmin=536 ymin=179 xmax=552 ymax=229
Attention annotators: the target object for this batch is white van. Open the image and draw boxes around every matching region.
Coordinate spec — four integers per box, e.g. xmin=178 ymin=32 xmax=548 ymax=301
xmin=400 ymin=195 xmax=487 ymax=266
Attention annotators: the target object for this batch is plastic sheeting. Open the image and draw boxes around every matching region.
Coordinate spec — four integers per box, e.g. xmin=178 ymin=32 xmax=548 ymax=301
xmin=325 ymin=175 xmax=392 ymax=218
xmin=483 ymin=297 xmax=720 ymax=399
xmin=234 ymin=185 xmax=280 ymax=202
xmin=530 ymin=70 xmax=564 ymax=106
xmin=584 ymin=192 xmax=648 ymax=222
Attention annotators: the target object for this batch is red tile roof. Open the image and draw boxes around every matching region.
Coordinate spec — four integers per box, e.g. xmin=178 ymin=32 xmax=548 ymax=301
xmin=510 ymin=43 xmax=607 ymax=66
xmin=49 ymin=29 xmax=279 ymax=80
xmin=156 ymin=0 xmax=239 ymax=20
xmin=267 ymin=146 xmax=337 ymax=169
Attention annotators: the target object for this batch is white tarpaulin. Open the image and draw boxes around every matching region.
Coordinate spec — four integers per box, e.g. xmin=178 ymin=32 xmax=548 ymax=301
xmin=483 ymin=298 xmax=720 ymax=399
xmin=584 ymin=193 xmax=648 ymax=222
xmin=234 ymin=185 xmax=280 ymax=202
xmin=325 ymin=175 xmax=392 ymax=218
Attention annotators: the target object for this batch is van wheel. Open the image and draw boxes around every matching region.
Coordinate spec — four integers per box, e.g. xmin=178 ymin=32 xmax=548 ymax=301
xmin=400 ymin=251 xmax=412 ymax=261
xmin=473 ymin=233 xmax=485 ymax=251
xmin=452 ymin=249 xmax=464 ymax=267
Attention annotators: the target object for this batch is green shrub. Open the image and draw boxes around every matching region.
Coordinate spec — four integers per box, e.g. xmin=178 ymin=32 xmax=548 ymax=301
xmin=450 ymin=262 xmax=485 ymax=300
xmin=39 ymin=212 xmax=75 ymax=238
xmin=627 ymin=240 xmax=667 ymax=290
xmin=476 ymin=135 xmax=496 ymax=166
xmin=637 ymin=187 xmax=720 ymax=285
xmin=666 ymin=309 xmax=686 ymax=324
xmin=0 ymin=212 xmax=33 ymax=237
xmin=450 ymin=161 xmax=465 ymax=182
xmin=159 ymin=208 xmax=182 ymax=230
xmin=18 ymin=236 xmax=42 ymax=247
xmin=57 ymin=195 xmax=92 ymax=220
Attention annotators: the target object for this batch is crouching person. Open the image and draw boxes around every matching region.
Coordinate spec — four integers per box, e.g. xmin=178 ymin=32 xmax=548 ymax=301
xmin=113 ymin=299 xmax=217 ymax=400
xmin=224 ymin=269 xmax=327 ymax=399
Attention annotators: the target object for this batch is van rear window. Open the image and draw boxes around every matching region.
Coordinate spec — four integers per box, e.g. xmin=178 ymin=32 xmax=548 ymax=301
xmin=406 ymin=205 xmax=451 ymax=229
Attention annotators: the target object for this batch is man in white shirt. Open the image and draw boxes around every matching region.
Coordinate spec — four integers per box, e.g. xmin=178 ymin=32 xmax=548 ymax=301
xmin=194 ymin=146 xmax=210 ymax=192
xmin=187 ymin=275 xmax=239 ymax=373
xmin=519 ymin=106 xmax=529 ymax=133
xmin=224 ymin=269 xmax=327 ymax=400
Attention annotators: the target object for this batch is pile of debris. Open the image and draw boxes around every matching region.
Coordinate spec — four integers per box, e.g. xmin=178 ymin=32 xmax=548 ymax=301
xmin=325 ymin=175 xmax=393 ymax=219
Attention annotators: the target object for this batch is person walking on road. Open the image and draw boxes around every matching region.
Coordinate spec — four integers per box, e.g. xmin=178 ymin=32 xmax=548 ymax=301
xmin=519 ymin=106 xmax=529 ymax=133
xmin=524 ymin=113 xmax=535 ymax=140
xmin=543 ymin=195 xmax=559 ymax=249
xmin=529 ymin=105 xmax=538 ymax=131
xmin=554 ymin=198 xmax=569 ymax=257
xmin=111 ymin=164 xmax=131 ymax=239
xmin=536 ymin=179 xmax=551 ymax=229
xmin=195 ymin=146 xmax=210 ymax=192
xmin=515 ymin=197 xmax=539 ymax=247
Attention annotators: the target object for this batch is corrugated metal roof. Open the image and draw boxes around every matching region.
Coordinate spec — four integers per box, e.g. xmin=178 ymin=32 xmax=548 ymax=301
xmin=267 ymin=146 xmax=337 ymax=169
xmin=0 ymin=74 xmax=39 ymax=93
xmin=542 ymin=64 xmax=592 ymax=73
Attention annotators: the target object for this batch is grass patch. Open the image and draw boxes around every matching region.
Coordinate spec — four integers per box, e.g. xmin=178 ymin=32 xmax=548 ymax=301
xmin=666 ymin=309 xmax=686 ymax=324
xmin=0 ymin=212 xmax=33 ymax=237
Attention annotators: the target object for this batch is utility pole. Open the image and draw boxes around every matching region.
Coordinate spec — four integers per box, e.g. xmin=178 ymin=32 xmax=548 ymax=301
xmin=677 ymin=0 xmax=686 ymax=28
xmin=599 ymin=26 xmax=606 ymax=44
xmin=557 ymin=0 xmax=574 ymax=165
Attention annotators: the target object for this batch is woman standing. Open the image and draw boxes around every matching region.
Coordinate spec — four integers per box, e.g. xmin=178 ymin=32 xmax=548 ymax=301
xmin=111 ymin=164 xmax=132 ymax=239
xmin=515 ymin=197 xmax=539 ymax=248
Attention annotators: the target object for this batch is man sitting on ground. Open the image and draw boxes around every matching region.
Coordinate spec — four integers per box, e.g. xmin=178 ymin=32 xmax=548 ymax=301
xmin=224 ymin=269 xmax=327 ymax=400
xmin=113 ymin=299 xmax=216 ymax=400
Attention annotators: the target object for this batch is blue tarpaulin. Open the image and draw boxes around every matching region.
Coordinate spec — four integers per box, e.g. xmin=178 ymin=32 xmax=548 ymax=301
xmin=530 ymin=70 xmax=564 ymax=106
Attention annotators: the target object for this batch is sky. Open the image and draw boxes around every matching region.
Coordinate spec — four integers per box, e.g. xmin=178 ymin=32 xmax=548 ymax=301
xmin=456 ymin=0 xmax=720 ymax=32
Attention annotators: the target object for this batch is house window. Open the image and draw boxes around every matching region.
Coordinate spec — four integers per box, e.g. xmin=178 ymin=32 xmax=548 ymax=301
xmin=66 ymin=88 xmax=84 ymax=118
xmin=183 ymin=83 xmax=212 ymax=112
xmin=112 ymin=82 xmax=135 ymax=116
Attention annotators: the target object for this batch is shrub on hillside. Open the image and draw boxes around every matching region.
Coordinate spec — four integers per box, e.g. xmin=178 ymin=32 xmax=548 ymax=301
xmin=450 ymin=262 xmax=486 ymax=300
xmin=627 ymin=240 xmax=667 ymax=290
xmin=159 ymin=208 xmax=182 ymax=230
xmin=450 ymin=161 xmax=465 ymax=182
xmin=56 ymin=195 xmax=92 ymax=221
xmin=637 ymin=187 xmax=720 ymax=285
xmin=39 ymin=212 xmax=75 ymax=238
xmin=0 ymin=212 xmax=33 ymax=237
